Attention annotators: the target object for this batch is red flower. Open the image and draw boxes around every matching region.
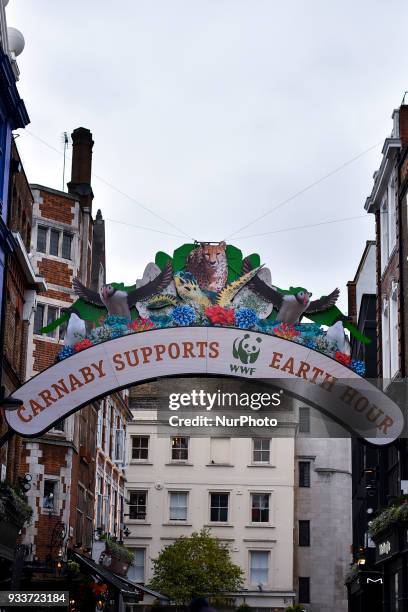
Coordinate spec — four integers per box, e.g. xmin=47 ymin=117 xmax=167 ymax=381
xmin=73 ymin=338 xmax=93 ymax=352
xmin=127 ymin=318 xmax=154 ymax=332
xmin=335 ymin=351 xmax=351 ymax=366
xmin=205 ymin=305 xmax=235 ymax=326
xmin=274 ymin=323 xmax=300 ymax=340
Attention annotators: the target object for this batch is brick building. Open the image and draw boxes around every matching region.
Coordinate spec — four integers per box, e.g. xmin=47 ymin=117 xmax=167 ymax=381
xmin=18 ymin=128 xmax=107 ymax=569
xmin=1 ymin=141 xmax=46 ymax=485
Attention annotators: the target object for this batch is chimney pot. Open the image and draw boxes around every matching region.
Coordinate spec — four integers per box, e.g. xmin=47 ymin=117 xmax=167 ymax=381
xmin=68 ymin=126 xmax=94 ymax=208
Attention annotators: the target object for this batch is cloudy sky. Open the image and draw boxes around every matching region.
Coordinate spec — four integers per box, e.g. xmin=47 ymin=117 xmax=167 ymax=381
xmin=7 ymin=0 xmax=408 ymax=310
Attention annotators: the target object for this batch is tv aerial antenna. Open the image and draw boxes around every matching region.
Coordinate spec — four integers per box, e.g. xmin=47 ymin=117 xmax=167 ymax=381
xmin=61 ymin=132 xmax=69 ymax=191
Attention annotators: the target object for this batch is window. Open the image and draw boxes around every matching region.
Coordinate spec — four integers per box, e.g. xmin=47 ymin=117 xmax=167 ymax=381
xmin=132 ymin=436 xmax=149 ymax=461
xmin=62 ymin=232 xmax=73 ymax=260
xmin=43 ymin=479 xmax=57 ymax=510
xmin=390 ymin=284 xmax=399 ymax=378
xmin=114 ymin=428 xmax=125 ymax=463
xmin=105 ymin=483 xmax=111 ymax=531
xmin=35 ymin=226 xmax=73 ymax=259
xmin=34 ymin=304 xmax=45 ymax=334
xmin=250 ymin=551 xmax=269 ymax=585
xmin=298 ymin=577 xmax=310 ymax=603
xmin=388 ymin=173 xmax=397 ymax=254
xmin=171 ymin=436 xmax=189 ymax=461
xmin=50 ymin=229 xmax=60 ymax=256
xmin=37 ymin=226 xmax=47 ymax=253
xmin=210 ymin=437 xmax=230 ymax=464
xmin=129 ymin=491 xmax=147 ymax=520
xmin=210 ymin=493 xmax=229 ymax=522
xmin=251 ymin=493 xmax=270 ymax=523
xmin=299 ymin=520 xmax=310 ymax=546
xmin=128 ymin=548 xmax=145 ymax=583
xmin=380 ymin=195 xmax=389 ymax=273
xmin=169 ymin=492 xmax=188 ymax=521
xmin=299 ymin=461 xmax=311 ymax=487
xmin=96 ymin=476 xmax=104 ymax=529
xmin=299 ymin=407 xmax=310 ymax=433
xmin=52 ymin=419 xmax=65 ymax=433
xmin=252 ymin=439 xmax=270 ymax=463
xmin=34 ymin=303 xmax=61 ymax=339
xmin=46 ymin=306 xmax=58 ymax=338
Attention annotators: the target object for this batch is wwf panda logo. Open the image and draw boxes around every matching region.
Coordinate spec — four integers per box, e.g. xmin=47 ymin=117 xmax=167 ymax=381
xmin=233 ymin=334 xmax=262 ymax=364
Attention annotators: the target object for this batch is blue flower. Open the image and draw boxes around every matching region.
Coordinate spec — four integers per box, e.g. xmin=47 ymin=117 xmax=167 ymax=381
xmin=304 ymin=339 xmax=317 ymax=350
xmin=256 ymin=318 xmax=276 ymax=332
xmin=57 ymin=345 xmax=75 ymax=361
xmin=171 ymin=305 xmax=196 ymax=326
xmin=150 ymin=314 xmax=173 ymax=328
xmin=235 ymin=308 xmax=257 ymax=329
xmin=105 ymin=315 xmax=130 ymax=327
xmin=351 ymin=359 xmax=366 ymax=376
xmin=110 ymin=329 xmax=124 ymax=339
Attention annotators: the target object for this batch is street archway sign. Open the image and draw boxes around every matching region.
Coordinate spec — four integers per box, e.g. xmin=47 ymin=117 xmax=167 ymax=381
xmin=4 ymin=242 xmax=405 ymax=444
xmin=5 ymin=327 xmax=404 ymax=443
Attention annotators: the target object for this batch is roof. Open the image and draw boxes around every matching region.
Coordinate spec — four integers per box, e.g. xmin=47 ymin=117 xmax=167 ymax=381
xmin=72 ymin=552 xmax=169 ymax=601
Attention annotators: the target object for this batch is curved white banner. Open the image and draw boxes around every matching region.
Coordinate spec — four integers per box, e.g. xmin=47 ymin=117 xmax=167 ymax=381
xmin=4 ymin=327 xmax=404 ymax=444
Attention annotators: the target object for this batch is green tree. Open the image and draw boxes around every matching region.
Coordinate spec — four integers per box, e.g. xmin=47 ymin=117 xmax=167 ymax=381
xmin=148 ymin=528 xmax=244 ymax=604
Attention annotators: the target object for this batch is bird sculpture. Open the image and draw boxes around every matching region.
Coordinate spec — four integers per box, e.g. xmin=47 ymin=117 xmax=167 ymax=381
xmin=72 ymin=261 xmax=173 ymax=319
xmin=64 ymin=313 xmax=86 ymax=347
xmin=242 ymin=257 xmax=340 ymax=325
xmin=173 ymin=266 xmax=264 ymax=309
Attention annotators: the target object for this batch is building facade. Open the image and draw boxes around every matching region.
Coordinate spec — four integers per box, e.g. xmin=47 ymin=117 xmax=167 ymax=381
xmin=0 ymin=0 xmax=29 ymax=477
xmin=7 ymin=129 xmax=107 ymax=582
xmin=126 ymin=379 xmax=296 ymax=610
xmin=360 ymin=102 xmax=408 ymax=611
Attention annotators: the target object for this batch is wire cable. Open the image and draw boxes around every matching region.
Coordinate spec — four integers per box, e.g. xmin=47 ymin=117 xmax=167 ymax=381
xmin=235 ymin=214 xmax=370 ymax=240
xmin=24 ymin=129 xmax=195 ymax=241
xmin=224 ymin=141 xmax=382 ymax=240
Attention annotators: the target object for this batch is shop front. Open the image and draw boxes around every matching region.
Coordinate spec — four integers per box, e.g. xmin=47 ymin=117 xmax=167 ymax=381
xmin=374 ymin=523 xmax=408 ymax=611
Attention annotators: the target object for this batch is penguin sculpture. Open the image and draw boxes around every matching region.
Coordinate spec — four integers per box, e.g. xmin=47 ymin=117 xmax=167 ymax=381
xmin=242 ymin=258 xmax=340 ymax=325
xmin=64 ymin=313 xmax=86 ymax=347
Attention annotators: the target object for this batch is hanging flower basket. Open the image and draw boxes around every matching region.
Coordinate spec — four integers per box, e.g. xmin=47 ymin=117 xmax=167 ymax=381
xmin=99 ymin=538 xmax=134 ymax=577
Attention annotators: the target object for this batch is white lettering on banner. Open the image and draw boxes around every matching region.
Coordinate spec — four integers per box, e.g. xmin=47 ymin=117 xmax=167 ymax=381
xmin=4 ymin=327 xmax=404 ymax=444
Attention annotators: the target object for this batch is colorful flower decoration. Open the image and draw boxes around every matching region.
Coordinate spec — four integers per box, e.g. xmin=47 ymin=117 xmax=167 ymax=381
xmin=73 ymin=338 xmax=93 ymax=352
xmin=335 ymin=351 xmax=352 ymax=366
xmin=127 ymin=318 xmax=155 ymax=332
xmin=295 ymin=323 xmax=324 ymax=337
xmin=205 ymin=305 xmax=235 ymax=326
xmin=57 ymin=345 xmax=75 ymax=361
xmin=235 ymin=308 xmax=257 ymax=329
xmin=273 ymin=323 xmax=301 ymax=340
xmin=351 ymin=359 xmax=366 ymax=376
xmin=149 ymin=314 xmax=173 ymax=328
xmin=105 ymin=315 xmax=130 ymax=327
xmin=171 ymin=305 xmax=196 ymax=326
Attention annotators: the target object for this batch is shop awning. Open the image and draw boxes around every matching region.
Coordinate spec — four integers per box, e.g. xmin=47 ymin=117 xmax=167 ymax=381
xmin=71 ymin=552 xmax=169 ymax=602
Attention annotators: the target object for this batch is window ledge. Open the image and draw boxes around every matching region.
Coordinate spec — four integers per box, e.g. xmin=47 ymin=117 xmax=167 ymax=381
xmin=245 ymin=524 xmax=275 ymax=528
xmin=130 ymin=461 xmax=153 ymax=465
xmin=165 ymin=462 xmax=193 ymax=466
xmin=206 ymin=463 xmax=234 ymax=467
xmin=126 ymin=521 xmax=151 ymax=525
xmin=204 ymin=523 xmax=233 ymax=528
xmin=247 ymin=464 xmax=276 ymax=468
xmin=162 ymin=522 xmax=192 ymax=527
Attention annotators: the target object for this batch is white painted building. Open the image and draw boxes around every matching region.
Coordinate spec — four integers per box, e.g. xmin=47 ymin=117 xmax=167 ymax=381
xmin=125 ymin=381 xmax=352 ymax=612
xmin=125 ymin=380 xmax=296 ymax=610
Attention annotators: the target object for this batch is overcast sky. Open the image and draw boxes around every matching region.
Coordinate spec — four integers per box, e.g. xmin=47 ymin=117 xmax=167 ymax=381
xmin=7 ymin=0 xmax=408 ymax=310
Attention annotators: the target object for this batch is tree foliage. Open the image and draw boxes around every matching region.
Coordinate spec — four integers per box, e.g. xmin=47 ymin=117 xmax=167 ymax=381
xmin=148 ymin=528 xmax=244 ymax=604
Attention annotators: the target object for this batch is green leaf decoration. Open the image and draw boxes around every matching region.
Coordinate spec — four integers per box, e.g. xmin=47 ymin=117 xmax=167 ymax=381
xmin=155 ymin=251 xmax=173 ymax=271
xmin=40 ymin=311 xmax=70 ymax=334
xmin=246 ymin=252 xmax=261 ymax=270
xmin=225 ymin=245 xmax=243 ymax=282
xmin=172 ymin=243 xmax=196 ymax=272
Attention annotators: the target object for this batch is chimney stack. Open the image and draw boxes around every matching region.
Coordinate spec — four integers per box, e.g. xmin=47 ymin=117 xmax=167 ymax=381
xmin=67 ymin=127 xmax=94 ymax=209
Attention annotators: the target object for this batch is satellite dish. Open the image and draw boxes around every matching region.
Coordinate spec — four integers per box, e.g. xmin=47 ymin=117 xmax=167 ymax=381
xmin=8 ymin=27 xmax=25 ymax=57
